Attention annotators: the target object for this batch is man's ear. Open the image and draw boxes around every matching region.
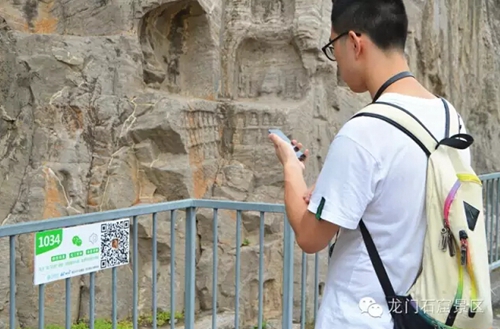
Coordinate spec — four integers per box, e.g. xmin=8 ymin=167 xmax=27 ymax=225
xmin=348 ymin=31 xmax=362 ymax=58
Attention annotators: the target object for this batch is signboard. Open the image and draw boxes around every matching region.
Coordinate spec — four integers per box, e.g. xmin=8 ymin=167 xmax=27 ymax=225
xmin=34 ymin=218 xmax=130 ymax=285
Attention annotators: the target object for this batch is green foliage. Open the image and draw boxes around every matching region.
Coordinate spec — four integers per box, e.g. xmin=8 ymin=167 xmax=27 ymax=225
xmin=138 ymin=310 xmax=184 ymax=326
xmin=23 ymin=310 xmax=185 ymax=329
xmin=252 ymin=320 xmax=268 ymax=329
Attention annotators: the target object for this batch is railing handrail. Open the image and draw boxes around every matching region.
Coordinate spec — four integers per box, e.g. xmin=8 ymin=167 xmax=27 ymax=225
xmin=479 ymin=172 xmax=500 ymax=181
xmin=0 ymin=199 xmax=286 ymax=238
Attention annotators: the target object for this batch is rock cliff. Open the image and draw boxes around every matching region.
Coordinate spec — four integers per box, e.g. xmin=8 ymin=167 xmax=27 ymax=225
xmin=0 ymin=0 xmax=499 ymax=327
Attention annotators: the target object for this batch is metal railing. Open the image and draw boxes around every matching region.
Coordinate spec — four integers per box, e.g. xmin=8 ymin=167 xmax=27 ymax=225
xmin=482 ymin=172 xmax=500 ymax=271
xmin=0 ymin=199 xmax=331 ymax=329
xmin=0 ymin=172 xmax=498 ymax=329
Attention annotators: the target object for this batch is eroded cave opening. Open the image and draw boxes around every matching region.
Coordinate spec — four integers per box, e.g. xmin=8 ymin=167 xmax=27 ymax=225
xmin=139 ymin=1 xmax=216 ymax=98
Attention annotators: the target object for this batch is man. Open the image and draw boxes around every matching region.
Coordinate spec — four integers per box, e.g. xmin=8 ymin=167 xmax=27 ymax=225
xmin=269 ymin=0 xmax=470 ymax=328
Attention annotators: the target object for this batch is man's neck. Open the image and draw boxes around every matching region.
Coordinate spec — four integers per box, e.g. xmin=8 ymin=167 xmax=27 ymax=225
xmin=365 ymin=51 xmax=414 ymax=100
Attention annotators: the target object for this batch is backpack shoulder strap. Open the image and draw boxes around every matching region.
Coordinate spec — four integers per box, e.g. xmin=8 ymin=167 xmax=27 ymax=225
xmin=351 ymin=102 xmax=438 ymax=157
xmin=359 ymin=220 xmax=397 ymax=298
xmin=443 ymin=98 xmax=451 ymax=138
xmin=440 ymin=97 xmax=461 ymax=136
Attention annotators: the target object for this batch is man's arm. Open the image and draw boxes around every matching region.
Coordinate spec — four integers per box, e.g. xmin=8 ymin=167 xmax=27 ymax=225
xmin=285 ymin=134 xmax=380 ymax=254
xmin=283 ymin=162 xmax=339 ymax=254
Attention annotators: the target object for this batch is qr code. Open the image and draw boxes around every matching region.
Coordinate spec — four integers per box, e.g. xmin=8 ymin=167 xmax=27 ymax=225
xmin=100 ymin=219 xmax=130 ymax=270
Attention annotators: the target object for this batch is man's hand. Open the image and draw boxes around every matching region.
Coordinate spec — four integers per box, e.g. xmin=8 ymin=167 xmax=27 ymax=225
xmin=303 ymin=183 xmax=316 ymax=205
xmin=268 ymin=134 xmax=309 ymax=170
xmin=268 ymin=135 xmax=338 ymax=254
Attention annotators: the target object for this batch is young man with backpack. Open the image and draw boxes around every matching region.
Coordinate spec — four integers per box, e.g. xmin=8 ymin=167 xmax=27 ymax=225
xmin=269 ymin=0 xmax=493 ymax=328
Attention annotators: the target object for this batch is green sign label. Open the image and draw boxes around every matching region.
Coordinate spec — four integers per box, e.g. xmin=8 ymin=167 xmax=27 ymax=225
xmin=51 ymin=254 xmax=66 ymax=262
xmin=86 ymin=248 xmax=99 ymax=255
xmin=35 ymin=229 xmax=63 ymax=255
xmin=69 ymin=251 xmax=84 ymax=258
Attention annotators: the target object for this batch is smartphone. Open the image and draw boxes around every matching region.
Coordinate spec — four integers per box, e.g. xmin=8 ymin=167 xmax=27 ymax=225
xmin=268 ymin=129 xmax=307 ymax=161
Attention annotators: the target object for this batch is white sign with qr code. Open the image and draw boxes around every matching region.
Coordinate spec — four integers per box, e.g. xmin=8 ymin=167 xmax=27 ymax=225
xmin=34 ymin=218 xmax=130 ymax=285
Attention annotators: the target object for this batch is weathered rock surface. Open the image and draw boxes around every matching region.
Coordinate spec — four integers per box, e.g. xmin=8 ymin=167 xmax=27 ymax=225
xmin=0 ymin=0 xmax=499 ymax=328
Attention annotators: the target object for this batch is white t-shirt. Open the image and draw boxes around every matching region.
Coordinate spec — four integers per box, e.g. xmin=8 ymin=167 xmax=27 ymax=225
xmin=307 ymin=93 xmax=470 ymax=329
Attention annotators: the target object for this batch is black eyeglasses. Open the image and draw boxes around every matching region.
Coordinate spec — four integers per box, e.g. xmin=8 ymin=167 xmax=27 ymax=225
xmin=321 ymin=31 xmax=361 ymax=61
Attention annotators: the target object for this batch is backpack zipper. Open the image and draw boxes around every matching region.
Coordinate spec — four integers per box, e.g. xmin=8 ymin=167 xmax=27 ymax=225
xmin=440 ymin=227 xmax=449 ymax=251
xmin=458 ymin=230 xmax=479 ymax=318
xmin=460 ymin=230 xmax=468 ymax=266
xmin=440 ymin=226 xmax=456 ymax=257
xmin=442 ymin=180 xmax=461 ymax=257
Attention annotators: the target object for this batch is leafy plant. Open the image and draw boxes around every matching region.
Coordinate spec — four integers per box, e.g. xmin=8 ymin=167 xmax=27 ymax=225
xmin=22 ymin=310 xmax=185 ymax=329
xmin=253 ymin=320 xmax=268 ymax=329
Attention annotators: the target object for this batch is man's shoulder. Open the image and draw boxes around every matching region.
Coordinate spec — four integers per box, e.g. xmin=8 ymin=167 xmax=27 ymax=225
xmin=338 ymin=94 xmax=467 ymax=139
xmin=335 ymin=109 xmax=392 ymax=146
xmin=333 ymin=98 xmax=437 ymax=165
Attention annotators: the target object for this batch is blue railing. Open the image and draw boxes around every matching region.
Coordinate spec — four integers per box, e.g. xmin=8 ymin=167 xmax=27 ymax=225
xmin=0 ymin=173 xmax=498 ymax=329
xmin=483 ymin=172 xmax=500 ymax=270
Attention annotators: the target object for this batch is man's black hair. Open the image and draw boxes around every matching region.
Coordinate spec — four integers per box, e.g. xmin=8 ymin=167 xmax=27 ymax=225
xmin=331 ymin=0 xmax=408 ymax=51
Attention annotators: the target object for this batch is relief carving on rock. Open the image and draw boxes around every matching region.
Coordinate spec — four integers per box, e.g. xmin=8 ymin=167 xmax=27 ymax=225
xmin=234 ymin=39 xmax=309 ymax=101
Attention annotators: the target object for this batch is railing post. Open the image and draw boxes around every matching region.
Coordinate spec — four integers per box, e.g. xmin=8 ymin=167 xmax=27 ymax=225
xmin=185 ymin=207 xmax=196 ymax=329
xmin=9 ymin=235 xmax=16 ymax=329
xmin=282 ymin=214 xmax=294 ymax=329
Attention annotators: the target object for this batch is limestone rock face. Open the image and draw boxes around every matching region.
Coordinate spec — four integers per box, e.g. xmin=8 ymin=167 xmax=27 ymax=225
xmin=0 ymin=0 xmax=498 ymax=327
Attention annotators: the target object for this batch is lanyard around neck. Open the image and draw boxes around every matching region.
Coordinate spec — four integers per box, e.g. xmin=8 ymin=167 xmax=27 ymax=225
xmin=372 ymin=71 xmax=415 ymax=102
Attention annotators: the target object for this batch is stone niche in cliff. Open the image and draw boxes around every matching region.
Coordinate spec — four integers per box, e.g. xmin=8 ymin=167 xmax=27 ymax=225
xmin=139 ymin=0 xmax=216 ymax=98
xmin=233 ymin=38 xmax=309 ymax=101
xmin=251 ymin=0 xmax=295 ymax=23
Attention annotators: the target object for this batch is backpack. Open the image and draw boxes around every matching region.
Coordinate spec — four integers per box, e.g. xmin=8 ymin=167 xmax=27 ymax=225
xmin=350 ymin=100 xmax=493 ymax=329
